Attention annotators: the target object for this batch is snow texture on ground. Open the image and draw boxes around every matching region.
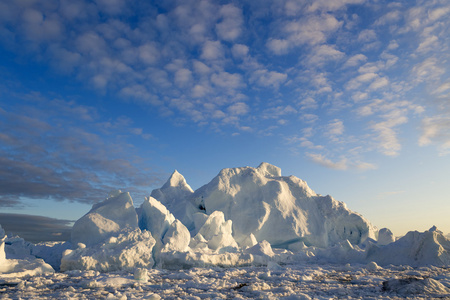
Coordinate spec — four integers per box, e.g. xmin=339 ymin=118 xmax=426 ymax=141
xmin=0 ymin=263 xmax=449 ymax=299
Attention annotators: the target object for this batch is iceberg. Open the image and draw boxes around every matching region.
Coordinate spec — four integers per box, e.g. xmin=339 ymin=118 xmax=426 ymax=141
xmin=189 ymin=162 xmax=377 ymax=248
xmin=367 ymin=226 xmax=450 ymax=266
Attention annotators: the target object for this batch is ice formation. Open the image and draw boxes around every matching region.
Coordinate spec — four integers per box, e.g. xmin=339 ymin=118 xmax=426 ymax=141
xmin=3 ymin=163 xmax=450 ymax=277
xmin=61 ymin=229 xmax=156 ymax=272
xmin=0 ymin=225 xmax=7 ymax=270
xmin=366 ymin=226 xmax=450 ymax=267
xmin=188 ymin=162 xmax=377 ymax=248
xmin=0 ymin=224 xmax=54 ymax=277
xmin=150 ymin=170 xmax=196 ymax=228
xmin=71 ymin=190 xmax=139 ymax=246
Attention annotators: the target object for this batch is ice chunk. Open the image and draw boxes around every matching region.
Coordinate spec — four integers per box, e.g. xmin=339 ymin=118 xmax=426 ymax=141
xmin=61 ymin=229 xmax=156 ymax=272
xmin=71 ymin=191 xmax=139 ymax=246
xmin=195 ymin=211 xmax=238 ymax=251
xmin=162 ymin=220 xmax=191 ymax=252
xmin=377 ymin=228 xmax=395 ymax=246
xmin=138 ymin=196 xmax=175 ymax=240
xmin=0 ymin=225 xmax=7 ymax=270
xmin=134 ymin=268 xmax=148 ymax=282
xmin=366 ymin=261 xmax=381 ymax=271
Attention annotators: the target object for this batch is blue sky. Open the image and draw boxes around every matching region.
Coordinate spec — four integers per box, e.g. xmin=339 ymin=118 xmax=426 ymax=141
xmin=1 ymin=0 xmax=449 ymax=240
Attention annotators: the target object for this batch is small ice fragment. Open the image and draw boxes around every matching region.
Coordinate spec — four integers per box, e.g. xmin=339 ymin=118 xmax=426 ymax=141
xmin=134 ymin=268 xmax=148 ymax=283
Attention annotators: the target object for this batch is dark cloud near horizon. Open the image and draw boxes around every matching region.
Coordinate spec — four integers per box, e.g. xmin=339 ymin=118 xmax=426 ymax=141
xmin=0 ymin=213 xmax=73 ymax=243
xmin=0 ymin=91 xmax=165 ymax=208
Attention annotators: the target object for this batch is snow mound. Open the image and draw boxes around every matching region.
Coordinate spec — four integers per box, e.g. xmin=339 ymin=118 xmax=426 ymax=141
xmin=60 ymin=229 xmax=156 ymax=272
xmin=150 ymin=170 xmax=196 ymax=228
xmin=189 ymin=162 xmax=377 ymax=248
xmin=71 ymin=190 xmax=139 ymax=246
xmin=367 ymin=226 xmax=450 ymax=266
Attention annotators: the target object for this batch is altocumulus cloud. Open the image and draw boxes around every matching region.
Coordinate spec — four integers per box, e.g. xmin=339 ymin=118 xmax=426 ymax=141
xmin=0 ymin=0 xmax=449 ymax=170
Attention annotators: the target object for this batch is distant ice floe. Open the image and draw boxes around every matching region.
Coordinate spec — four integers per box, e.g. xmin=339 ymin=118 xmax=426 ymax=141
xmin=1 ymin=163 xmax=450 ymax=277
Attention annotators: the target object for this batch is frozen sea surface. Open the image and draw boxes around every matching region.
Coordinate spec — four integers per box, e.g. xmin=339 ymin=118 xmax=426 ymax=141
xmin=1 ymin=263 xmax=449 ymax=299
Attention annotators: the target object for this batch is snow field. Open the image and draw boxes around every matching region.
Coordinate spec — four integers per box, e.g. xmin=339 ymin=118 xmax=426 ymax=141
xmin=0 ymin=263 xmax=449 ymax=299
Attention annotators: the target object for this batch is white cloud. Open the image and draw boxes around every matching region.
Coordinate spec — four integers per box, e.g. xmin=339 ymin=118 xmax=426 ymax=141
xmin=419 ymin=115 xmax=450 ymax=155
xmin=270 ymin=14 xmax=342 ymax=53
xmin=368 ymin=77 xmax=389 ymax=90
xmin=192 ymin=60 xmax=211 ymax=75
xmin=231 ymin=44 xmax=249 ymax=59
xmin=307 ymin=153 xmax=348 ymax=170
xmin=211 ymin=72 xmax=244 ymax=90
xmin=263 ymin=105 xmax=297 ymax=119
xmin=215 ymin=4 xmax=243 ymax=42
xmin=375 ymin=10 xmax=401 ymax=26
xmin=357 ymin=29 xmax=377 ymax=42
xmin=299 ymin=97 xmax=318 ymax=110
xmin=191 ymin=83 xmax=212 ymax=98
xmin=266 ymin=39 xmax=290 ymax=55
xmin=200 ymin=40 xmax=224 ymax=60
xmin=138 ymin=43 xmax=160 ymax=65
xmin=227 ymin=102 xmax=249 ymax=115
xmin=416 ymin=35 xmax=438 ymax=53
xmin=387 ymin=40 xmax=399 ymax=50
xmin=307 ymin=153 xmax=376 ymax=170
xmin=371 ymin=110 xmax=408 ymax=156
xmin=307 ymin=44 xmax=345 ymax=66
xmin=434 ymin=82 xmax=450 ymax=94
xmin=174 ymin=68 xmax=193 ymax=87
xmin=307 ymin=0 xmax=365 ymax=12
xmin=343 ymin=54 xmax=367 ymax=68
xmin=326 ymin=119 xmax=344 ymax=136
xmin=346 ymin=72 xmax=378 ymax=90
xmin=413 ymin=58 xmax=445 ymax=83
xmin=250 ymin=69 xmax=287 ymax=89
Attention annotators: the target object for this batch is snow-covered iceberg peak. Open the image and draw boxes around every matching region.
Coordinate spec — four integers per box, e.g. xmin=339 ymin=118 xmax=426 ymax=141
xmin=151 ymin=170 xmax=196 ymax=229
xmin=256 ymin=162 xmax=281 ymax=177
xmin=164 ymin=170 xmax=194 ymax=192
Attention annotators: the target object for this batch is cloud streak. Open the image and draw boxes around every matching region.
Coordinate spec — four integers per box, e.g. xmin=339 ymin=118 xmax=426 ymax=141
xmin=0 ymin=90 xmax=163 ymax=208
